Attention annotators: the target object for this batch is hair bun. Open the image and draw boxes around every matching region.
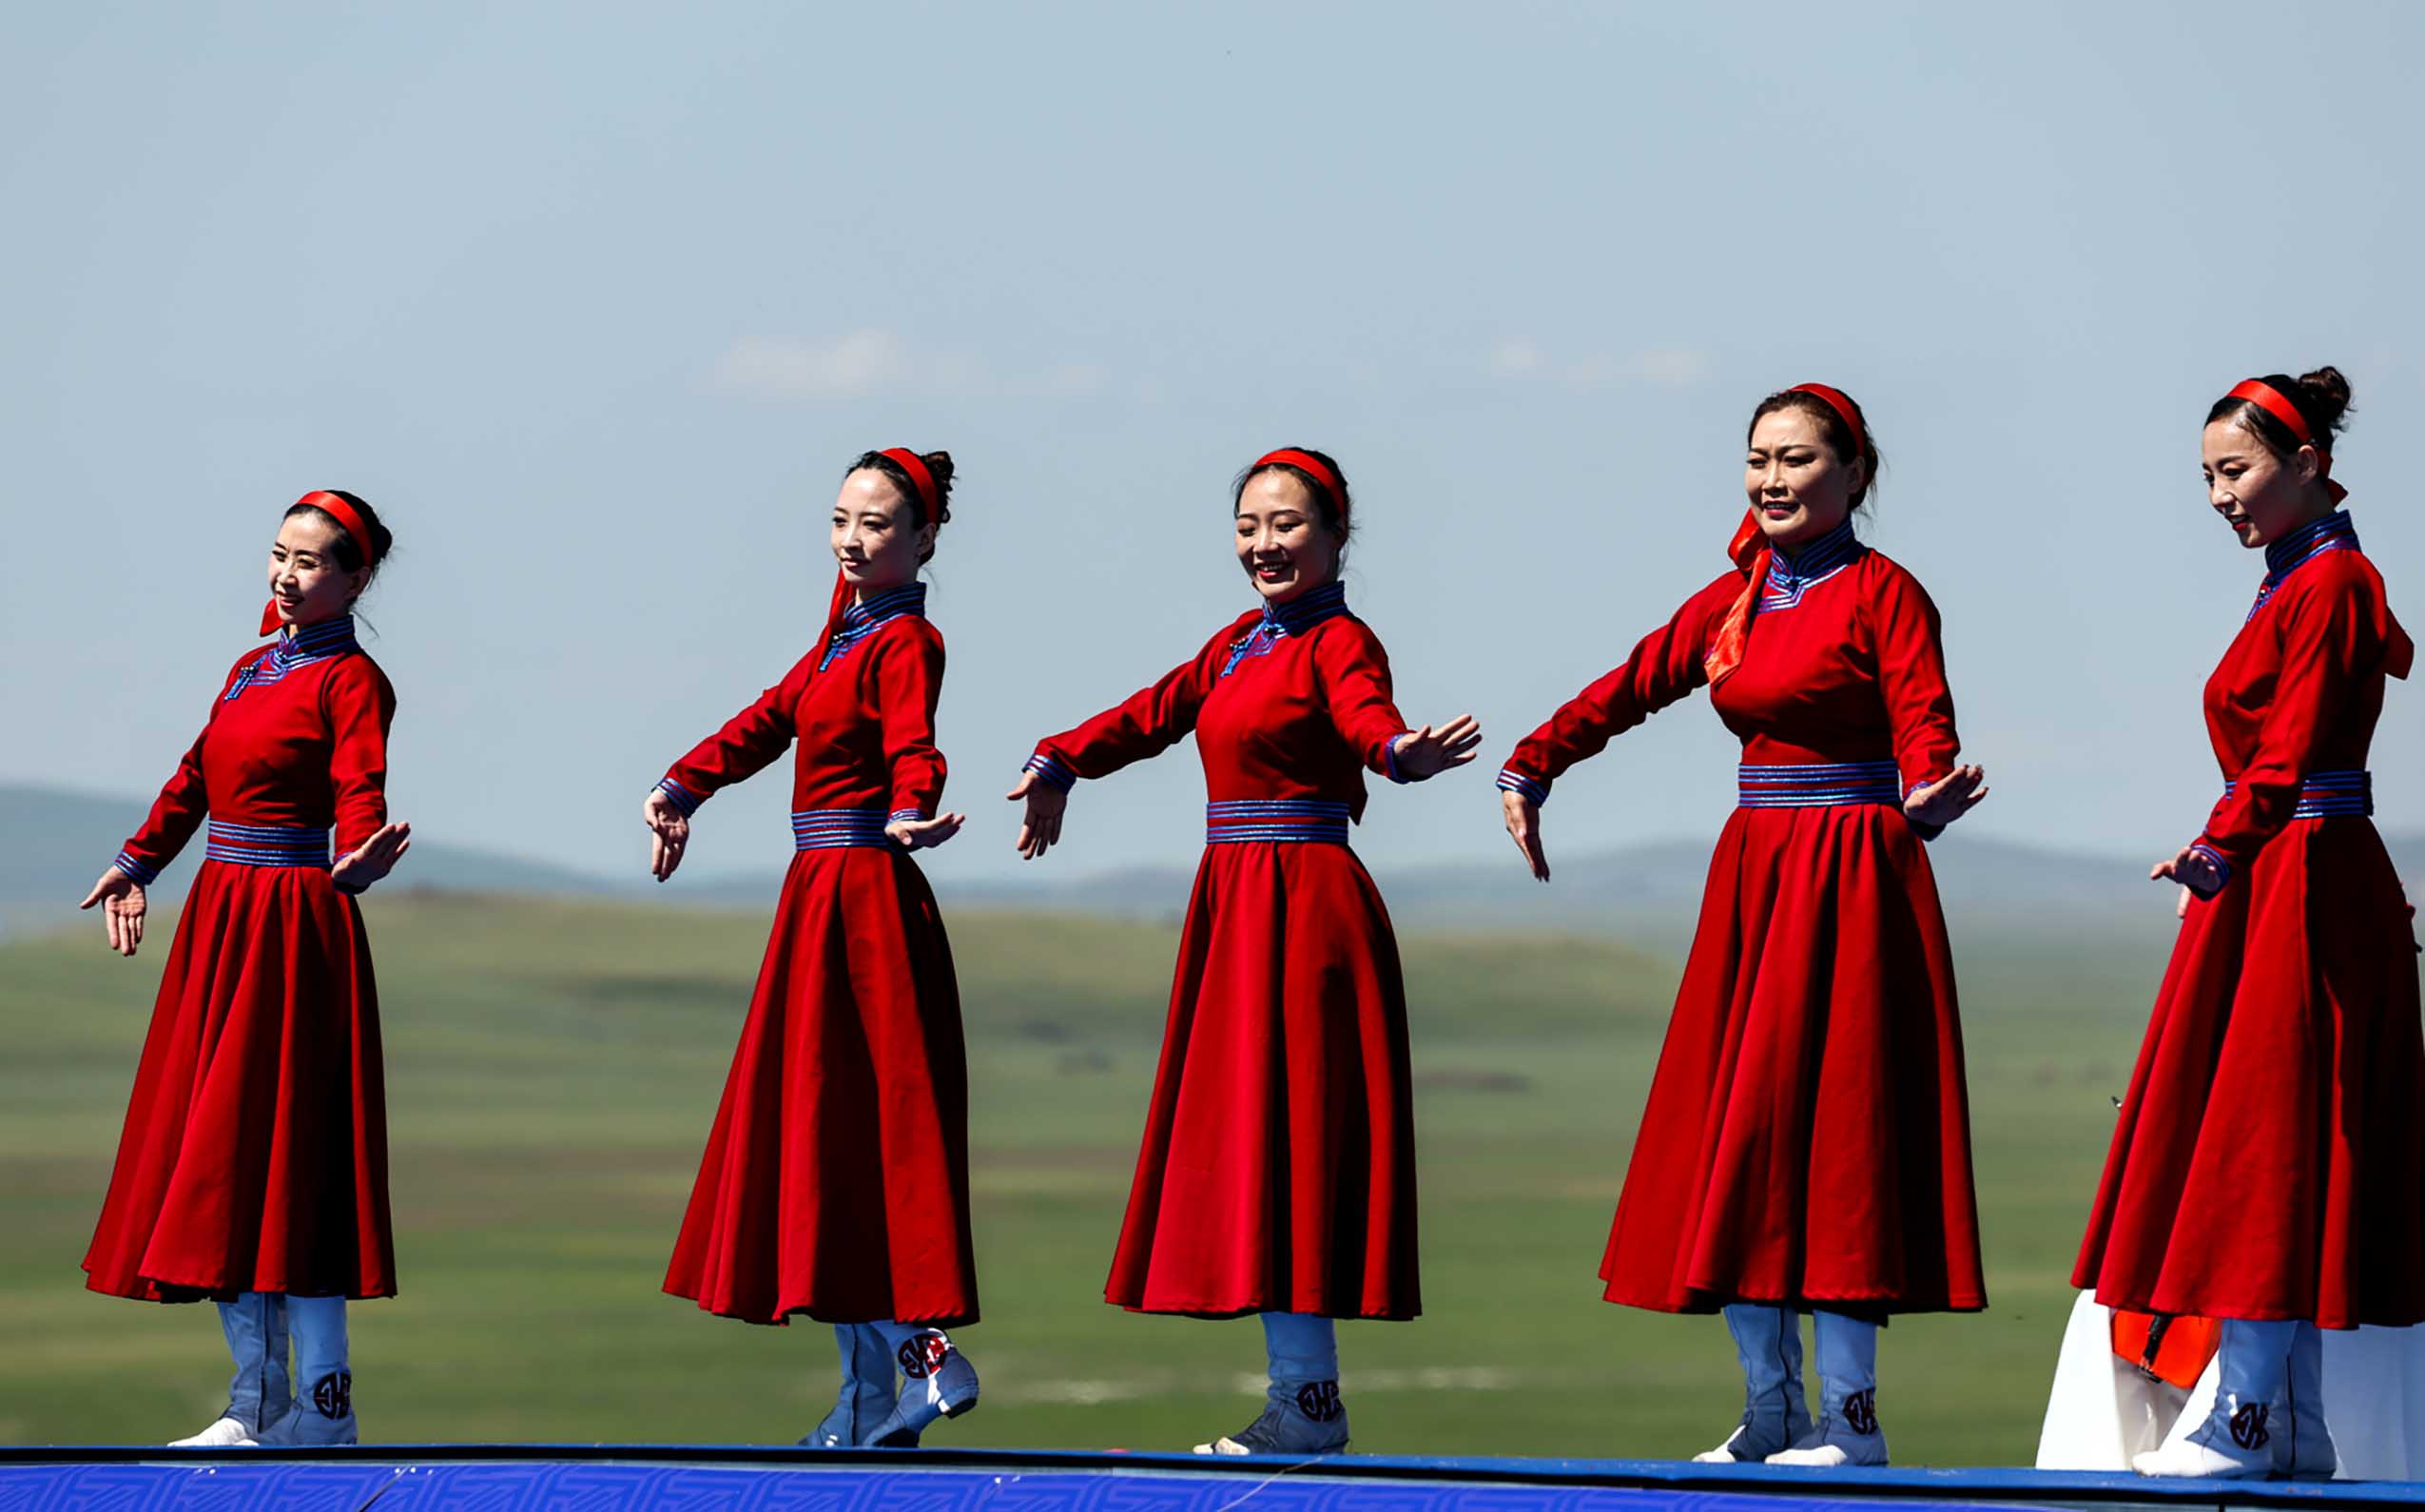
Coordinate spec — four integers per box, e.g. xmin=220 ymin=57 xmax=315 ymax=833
xmin=921 ymin=451 xmax=955 ymax=526
xmin=2296 ymin=366 xmax=2355 ymax=436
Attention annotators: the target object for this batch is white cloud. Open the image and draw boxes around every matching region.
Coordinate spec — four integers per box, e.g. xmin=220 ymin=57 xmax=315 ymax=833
xmin=1485 ymin=340 xmax=1712 ymax=390
xmin=708 ymin=331 xmax=1106 ymax=402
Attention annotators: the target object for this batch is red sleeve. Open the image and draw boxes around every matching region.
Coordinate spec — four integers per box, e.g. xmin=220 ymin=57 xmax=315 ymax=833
xmin=113 ymin=653 xmax=252 ymax=884
xmin=1313 ymin=620 xmax=1416 ymax=782
xmin=2192 ymin=566 xmax=2384 ymax=886
xmin=1497 ymin=577 xmax=1734 ymax=805
xmin=1866 ymin=562 xmax=1961 ymax=799
xmin=875 ymin=625 xmax=948 ymax=820
xmin=322 ymin=656 xmax=397 ymax=873
xmin=1023 ymin=619 xmax=1243 ymax=791
xmin=655 ymin=655 xmax=815 ymax=816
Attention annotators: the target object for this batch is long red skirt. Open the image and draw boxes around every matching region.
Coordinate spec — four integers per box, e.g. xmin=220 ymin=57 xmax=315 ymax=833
xmin=1600 ymin=804 xmax=1986 ymax=1315
xmin=664 ymin=847 xmax=976 ymax=1327
xmin=2073 ymin=820 xmax=2425 ymax=1328
xmin=1106 ymin=843 xmax=1420 ymax=1320
xmin=85 ymin=862 xmax=396 ymax=1302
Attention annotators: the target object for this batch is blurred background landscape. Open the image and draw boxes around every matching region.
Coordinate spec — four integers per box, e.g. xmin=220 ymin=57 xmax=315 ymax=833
xmin=8 ymin=781 xmax=2414 ymax=1463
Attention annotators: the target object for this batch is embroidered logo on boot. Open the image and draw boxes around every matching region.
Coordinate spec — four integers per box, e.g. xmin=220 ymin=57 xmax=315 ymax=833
xmin=1295 ymin=1381 xmax=1344 ymax=1423
xmin=2230 ymin=1402 xmax=2270 ymax=1450
xmin=1843 ymin=1388 xmax=1878 ymax=1436
xmin=898 ymin=1332 xmax=952 ymax=1381
xmin=311 ymin=1370 xmax=353 ymax=1420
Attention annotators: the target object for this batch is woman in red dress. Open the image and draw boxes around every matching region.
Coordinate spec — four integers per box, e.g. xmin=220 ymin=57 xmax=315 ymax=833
xmin=2076 ymin=368 xmax=2424 ymax=1480
xmin=1007 ymin=448 xmax=1480 ymax=1455
xmin=644 ymin=448 xmax=980 ymax=1448
xmin=1498 ymin=387 xmax=1988 ymax=1467
xmin=80 ymin=490 xmax=410 ymax=1448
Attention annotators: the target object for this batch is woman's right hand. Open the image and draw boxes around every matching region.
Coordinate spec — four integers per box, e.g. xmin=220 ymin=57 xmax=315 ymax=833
xmin=78 ymin=869 xmax=147 ymax=957
xmin=643 ymin=789 xmax=691 ymax=882
xmin=1502 ymin=789 xmax=1550 ymax=882
xmin=1005 ymin=770 xmax=1068 ymax=861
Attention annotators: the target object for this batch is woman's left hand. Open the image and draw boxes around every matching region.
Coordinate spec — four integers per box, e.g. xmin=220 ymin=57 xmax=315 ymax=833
xmin=2150 ymin=843 xmax=2224 ymax=899
xmin=1904 ymin=765 xmax=1988 ymax=828
xmin=888 ymin=812 xmax=966 ymax=850
xmin=1391 ymin=716 xmax=1484 ymax=780
xmin=332 ymin=821 xmax=413 ymax=892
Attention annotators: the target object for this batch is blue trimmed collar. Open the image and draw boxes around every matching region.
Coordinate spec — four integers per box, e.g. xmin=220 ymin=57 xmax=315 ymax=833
xmin=1262 ymin=578 xmax=1350 ymax=636
xmin=820 ymin=581 xmax=927 ymax=670
xmin=2263 ymin=510 xmax=2358 ymax=580
xmin=1767 ymin=519 xmax=1863 ymax=589
xmin=273 ymin=615 xmax=359 ymax=670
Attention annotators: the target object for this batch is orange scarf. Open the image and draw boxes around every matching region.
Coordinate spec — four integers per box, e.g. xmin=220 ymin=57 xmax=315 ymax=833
xmin=1701 ymin=508 xmax=1771 ymax=688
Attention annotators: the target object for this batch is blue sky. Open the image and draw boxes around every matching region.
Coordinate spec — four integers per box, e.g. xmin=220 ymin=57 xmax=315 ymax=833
xmin=6 ymin=1 xmax=2420 ymax=884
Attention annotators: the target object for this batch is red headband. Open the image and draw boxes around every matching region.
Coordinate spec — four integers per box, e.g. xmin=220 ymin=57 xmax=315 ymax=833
xmin=1250 ymin=448 xmax=1347 ymax=518
xmin=259 ymin=490 xmax=378 ymax=635
xmin=879 ymin=448 xmax=939 ymax=516
xmin=1786 ymin=383 xmax=1871 ymax=461
xmin=2224 ymin=379 xmax=2346 ymax=504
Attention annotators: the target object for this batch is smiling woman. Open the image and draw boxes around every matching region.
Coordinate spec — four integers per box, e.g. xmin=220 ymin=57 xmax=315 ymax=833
xmin=1496 ymin=383 xmax=1989 ymax=1470
xmin=78 ymin=487 xmax=410 ymax=1451
xmin=638 ymin=445 xmax=983 ymax=1452
xmin=1007 ymin=444 xmax=1483 ymax=1457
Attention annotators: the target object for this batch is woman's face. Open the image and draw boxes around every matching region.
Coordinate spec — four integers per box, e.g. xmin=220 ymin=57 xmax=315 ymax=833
xmin=831 ymin=469 xmax=934 ymax=593
xmin=266 ymin=512 xmax=367 ymax=630
xmin=1234 ymin=471 xmax=1341 ymax=604
xmin=1744 ymin=407 xmax=1865 ymax=551
xmin=2202 ymin=417 xmax=2325 ymax=549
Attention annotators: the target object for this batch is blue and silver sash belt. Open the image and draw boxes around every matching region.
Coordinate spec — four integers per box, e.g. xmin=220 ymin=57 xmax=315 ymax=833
xmin=204 ymin=822 xmax=333 ymax=868
xmin=2221 ymin=769 xmax=2372 ymax=820
xmin=792 ymin=807 xmax=896 ymax=850
xmin=1737 ymin=760 xmax=1903 ymax=808
xmin=1205 ymin=799 xmax=1351 ymax=844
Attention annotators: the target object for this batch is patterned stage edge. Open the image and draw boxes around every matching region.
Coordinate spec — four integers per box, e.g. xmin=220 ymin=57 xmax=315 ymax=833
xmin=6 ymin=1446 xmax=2425 ymax=1511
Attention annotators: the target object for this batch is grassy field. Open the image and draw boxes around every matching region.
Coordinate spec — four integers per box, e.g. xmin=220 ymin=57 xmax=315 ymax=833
xmin=0 ymin=889 xmax=2166 ymax=1464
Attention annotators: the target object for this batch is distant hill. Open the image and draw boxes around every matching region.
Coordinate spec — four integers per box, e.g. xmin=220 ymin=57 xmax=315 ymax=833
xmin=8 ymin=783 xmax=2417 ymax=956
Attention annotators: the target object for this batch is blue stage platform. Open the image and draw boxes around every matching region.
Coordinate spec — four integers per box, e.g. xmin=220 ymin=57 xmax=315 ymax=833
xmin=8 ymin=1445 xmax=2425 ymax=1511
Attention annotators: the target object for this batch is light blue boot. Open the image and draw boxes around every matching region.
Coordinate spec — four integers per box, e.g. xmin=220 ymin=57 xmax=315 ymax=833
xmin=170 ymin=1292 xmax=292 ymax=1446
xmin=2135 ymin=1318 xmax=2295 ymax=1478
xmin=1768 ymin=1310 xmax=1885 ymax=1465
xmin=257 ymin=1295 xmax=356 ymax=1446
xmin=858 ymin=1322 xmax=979 ymax=1447
xmin=1697 ymin=1305 xmax=1810 ymax=1462
xmin=1194 ymin=1312 xmax=1349 ymax=1456
xmin=2280 ymin=1322 xmax=2337 ymax=1480
xmin=800 ymin=1325 xmax=895 ymax=1448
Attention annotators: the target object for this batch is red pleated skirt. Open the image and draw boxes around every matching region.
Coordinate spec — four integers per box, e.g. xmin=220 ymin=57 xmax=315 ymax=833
xmin=1105 ymin=842 xmax=1420 ymax=1320
xmin=663 ymin=847 xmax=976 ymax=1327
xmin=84 ymin=862 xmax=396 ymax=1302
xmin=1599 ymin=804 xmax=1986 ymax=1315
xmin=2073 ymin=820 xmax=2425 ymax=1328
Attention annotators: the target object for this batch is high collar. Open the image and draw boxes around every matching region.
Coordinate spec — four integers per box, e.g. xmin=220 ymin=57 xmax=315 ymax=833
xmin=2263 ymin=510 xmax=2357 ymax=579
xmin=1768 ymin=518 xmax=1862 ymax=584
xmin=841 ymin=580 xmax=926 ymax=630
xmin=274 ymin=615 xmax=359 ymax=669
xmin=1259 ymin=578 xmax=1349 ymax=636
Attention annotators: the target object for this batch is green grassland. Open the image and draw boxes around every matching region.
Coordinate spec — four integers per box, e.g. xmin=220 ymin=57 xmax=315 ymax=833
xmin=0 ymin=891 xmax=2164 ymax=1464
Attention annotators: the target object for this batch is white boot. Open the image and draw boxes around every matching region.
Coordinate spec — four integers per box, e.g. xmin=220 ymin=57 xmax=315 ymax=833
xmin=2133 ymin=1318 xmax=2292 ymax=1478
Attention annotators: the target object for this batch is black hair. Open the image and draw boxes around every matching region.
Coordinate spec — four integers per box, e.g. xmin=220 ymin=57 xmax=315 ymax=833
xmin=2206 ymin=367 xmax=2354 ymax=467
xmin=1747 ymin=391 xmax=1883 ymax=510
xmin=1232 ymin=447 xmax=1353 ymax=553
xmin=845 ymin=450 xmax=956 ymax=564
xmin=283 ymin=489 xmax=394 ymax=578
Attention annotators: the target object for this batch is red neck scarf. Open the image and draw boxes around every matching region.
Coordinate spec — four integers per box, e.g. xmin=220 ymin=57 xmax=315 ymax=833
xmin=1703 ymin=385 xmax=1870 ymax=687
xmin=260 ymin=491 xmax=380 ymax=636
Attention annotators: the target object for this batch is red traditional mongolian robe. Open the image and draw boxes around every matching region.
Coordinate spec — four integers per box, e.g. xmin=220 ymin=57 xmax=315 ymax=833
xmin=85 ymin=615 xmax=398 ymax=1302
xmin=1024 ymin=579 xmax=1423 ymax=1320
xmin=2075 ymin=510 xmax=2425 ymax=1329
xmin=1502 ymin=519 xmax=1986 ymax=1316
xmin=658 ymin=582 xmax=978 ymax=1328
